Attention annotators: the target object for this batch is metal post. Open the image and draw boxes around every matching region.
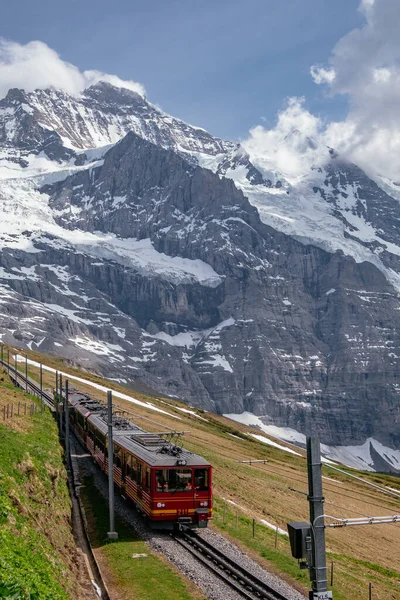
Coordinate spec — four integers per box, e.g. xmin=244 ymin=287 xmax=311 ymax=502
xmin=307 ymin=436 xmax=331 ymax=599
xmin=25 ymin=355 xmax=28 ymax=392
xmin=59 ymin=373 xmax=63 ymax=438
xmin=107 ymin=390 xmax=118 ymax=540
xmin=65 ymin=379 xmax=70 ymax=461
xmin=40 ymin=364 xmax=43 ymax=405
xmin=55 ymin=371 xmax=59 ymax=422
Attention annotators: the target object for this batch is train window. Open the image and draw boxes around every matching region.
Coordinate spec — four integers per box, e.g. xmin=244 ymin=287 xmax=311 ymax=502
xmin=131 ymin=457 xmax=137 ymax=482
xmin=194 ymin=469 xmax=209 ymax=491
xmin=113 ymin=444 xmax=122 ymax=469
xmin=156 ymin=469 xmax=168 ymax=492
xmin=145 ymin=468 xmax=151 ymax=491
xmin=126 ymin=454 xmax=131 ymax=478
xmin=156 ymin=469 xmax=193 ymax=492
xmin=137 ymin=463 xmax=143 ymax=487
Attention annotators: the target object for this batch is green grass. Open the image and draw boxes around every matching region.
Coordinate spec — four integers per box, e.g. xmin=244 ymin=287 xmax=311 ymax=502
xmin=81 ymin=475 xmax=205 ymax=600
xmin=212 ymin=496 xmax=311 ymax=590
xmin=0 ymin=398 xmax=73 ymax=599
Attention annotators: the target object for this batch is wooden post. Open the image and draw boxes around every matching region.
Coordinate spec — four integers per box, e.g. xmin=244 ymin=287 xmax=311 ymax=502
xmin=11 ymin=403 xmax=13 ymax=418
xmin=252 ymin=518 xmax=255 ymax=538
xmin=275 ymin=526 xmax=278 ymax=549
xmin=331 ymin=561 xmax=334 ymax=586
xmin=18 ymin=402 xmax=20 ymax=416
xmin=3 ymin=406 xmax=5 ymax=420
xmin=223 ymin=501 xmax=226 ymax=524
xmin=24 ymin=403 xmax=26 ymax=416
xmin=369 ymin=582 xmax=372 ymax=600
xmin=6 ymin=404 xmax=9 ymax=418
xmin=236 ymin=510 xmax=238 ymax=528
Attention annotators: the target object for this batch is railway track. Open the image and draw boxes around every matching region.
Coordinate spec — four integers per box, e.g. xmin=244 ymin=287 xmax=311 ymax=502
xmin=173 ymin=530 xmax=292 ymax=600
xmin=0 ymin=358 xmax=55 ymax=409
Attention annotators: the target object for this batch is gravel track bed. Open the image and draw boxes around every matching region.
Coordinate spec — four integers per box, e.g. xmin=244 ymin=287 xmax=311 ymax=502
xmin=71 ymin=437 xmax=305 ymax=600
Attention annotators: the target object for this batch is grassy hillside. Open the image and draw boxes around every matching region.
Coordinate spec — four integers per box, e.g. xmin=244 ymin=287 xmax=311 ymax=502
xmin=0 ymin=370 xmax=92 ymax=599
xmin=5 ymin=346 xmax=400 ymax=600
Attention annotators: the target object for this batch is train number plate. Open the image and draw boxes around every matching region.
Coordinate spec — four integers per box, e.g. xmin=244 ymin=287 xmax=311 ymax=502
xmin=313 ymin=593 xmax=332 ymax=600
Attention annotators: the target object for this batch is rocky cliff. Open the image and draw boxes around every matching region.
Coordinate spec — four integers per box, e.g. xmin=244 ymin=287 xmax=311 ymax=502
xmin=1 ymin=82 xmax=400 ymax=467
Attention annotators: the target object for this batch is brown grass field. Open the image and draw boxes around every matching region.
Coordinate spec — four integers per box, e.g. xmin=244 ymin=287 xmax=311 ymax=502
xmin=3 ymin=344 xmax=400 ymax=600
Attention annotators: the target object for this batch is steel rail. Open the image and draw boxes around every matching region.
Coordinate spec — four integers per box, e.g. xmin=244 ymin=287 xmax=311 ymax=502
xmin=174 ymin=531 xmax=292 ymax=600
xmin=0 ymin=359 xmax=54 ymax=408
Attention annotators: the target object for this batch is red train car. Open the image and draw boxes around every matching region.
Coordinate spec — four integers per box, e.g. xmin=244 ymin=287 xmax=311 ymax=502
xmin=67 ymin=390 xmax=212 ymax=529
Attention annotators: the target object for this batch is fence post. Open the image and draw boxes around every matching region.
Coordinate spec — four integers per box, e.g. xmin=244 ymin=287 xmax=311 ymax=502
xmin=331 ymin=561 xmax=334 ymax=586
xmin=223 ymin=501 xmax=226 ymax=524
xmin=275 ymin=526 xmax=278 ymax=549
xmin=252 ymin=518 xmax=255 ymax=538
xmin=3 ymin=406 xmax=5 ymax=420
xmin=369 ymin=582 xmax=372 ymax=600
xmin=11 ymin=403 xmax=13 ymax=418
xmin=236 ymin=510 xmax=238 ymax=528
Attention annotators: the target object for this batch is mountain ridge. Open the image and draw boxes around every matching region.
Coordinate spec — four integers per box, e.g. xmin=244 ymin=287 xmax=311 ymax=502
xmin=1 ymin=81 xmax=400 ymax=470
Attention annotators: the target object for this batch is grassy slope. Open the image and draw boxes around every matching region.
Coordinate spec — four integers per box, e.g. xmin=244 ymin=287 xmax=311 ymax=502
xmin=0 ymin=371 xmax=80 ymax=599
xmin=7 ymin=346 xmax=400 ymax=600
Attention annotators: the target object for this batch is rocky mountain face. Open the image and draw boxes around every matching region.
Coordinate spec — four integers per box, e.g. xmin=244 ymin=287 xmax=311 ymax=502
xmin=1 ymin=82 xmax=400 ymax=469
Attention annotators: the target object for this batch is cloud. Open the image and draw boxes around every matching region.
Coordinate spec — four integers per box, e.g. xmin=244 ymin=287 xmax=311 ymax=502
xmin=310 ymin=0 xmax=400 ymax=180
xmin=244 ymin=0 xmax=400 ymax=183
xmin=242 ymin=98 xmax=328 ymax=182
xmin=0 ymin=39 xmax=145 ymax=100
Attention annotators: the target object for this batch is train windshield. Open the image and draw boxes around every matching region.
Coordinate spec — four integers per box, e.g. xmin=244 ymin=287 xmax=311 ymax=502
xmin=156 ymin=468 xmax=192 ymax=492
xmin=194 ymin=468 xmax=209 ymax=491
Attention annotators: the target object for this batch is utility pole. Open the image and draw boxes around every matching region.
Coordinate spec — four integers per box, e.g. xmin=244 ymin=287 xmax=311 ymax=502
xmin=59 ymin=373 xmax=63 ymax=438
xmin=107 ymin=390 xmax=118 ymax=540
xmin=55 ymin=371 xmax=59 ymax=423
xmin=65 ymin=379 xmax=70 ymax=461
xmin=307 ymin=437 xmax=331 ymax=600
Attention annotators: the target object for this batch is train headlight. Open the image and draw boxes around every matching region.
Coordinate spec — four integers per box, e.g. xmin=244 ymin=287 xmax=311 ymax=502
xmin=177 ymin=459 xmax=187 ymax=466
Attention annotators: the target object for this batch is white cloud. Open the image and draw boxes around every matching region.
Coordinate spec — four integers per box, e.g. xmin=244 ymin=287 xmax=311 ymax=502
xmin=310 ymin=66 xmax=336 ymax=85
xmin=310 ymin=0 xmax=400 ymax=180
xmin=244 ymin=0 xmax=400 ymax=183
xmin=242 ymin=97 xmax=328 ymax=183
xmin=0 ymin=39 xmax=145 ymax=100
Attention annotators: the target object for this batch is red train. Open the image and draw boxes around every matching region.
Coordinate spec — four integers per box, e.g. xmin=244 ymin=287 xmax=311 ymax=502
xmin=66 ymin=390 xmax=212 ymax=529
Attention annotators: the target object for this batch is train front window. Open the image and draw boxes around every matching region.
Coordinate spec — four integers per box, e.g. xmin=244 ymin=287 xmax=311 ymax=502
xmin=194 ymin=469 xmax=209 ymax=491
xmin=156 ymin=469 xmax=192 ymax=492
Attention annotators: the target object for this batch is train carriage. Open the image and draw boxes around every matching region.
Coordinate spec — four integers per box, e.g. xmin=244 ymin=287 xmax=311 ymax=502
xmin=67 ymin=390 xmax=212 ymax=530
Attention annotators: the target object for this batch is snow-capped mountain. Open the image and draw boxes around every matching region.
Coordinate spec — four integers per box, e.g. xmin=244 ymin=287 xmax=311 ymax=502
xmin=1 ymin=81 xmax=400 ymax=471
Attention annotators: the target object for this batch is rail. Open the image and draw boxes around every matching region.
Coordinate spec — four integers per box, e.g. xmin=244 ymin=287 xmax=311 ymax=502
xmin=0 ymin=358 xmax=55 ymax=409
xmin=174 ymin=530 xmax=294 ymax=600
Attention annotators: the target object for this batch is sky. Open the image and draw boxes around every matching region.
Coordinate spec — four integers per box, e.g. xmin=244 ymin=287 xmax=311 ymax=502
xmin=1 ymin=0 xmax=361 ymax=139
xmin=1 ymin=0 xmax=400 ymax=181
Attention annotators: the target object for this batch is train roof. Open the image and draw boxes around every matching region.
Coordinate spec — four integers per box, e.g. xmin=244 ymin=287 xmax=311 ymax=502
xmin=68 ymin=391 xmax=211 ymax=468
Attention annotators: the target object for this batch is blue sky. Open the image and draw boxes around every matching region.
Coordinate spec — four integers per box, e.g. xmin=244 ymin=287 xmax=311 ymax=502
xmin=1 ymin=0 xmax=362 ymax=141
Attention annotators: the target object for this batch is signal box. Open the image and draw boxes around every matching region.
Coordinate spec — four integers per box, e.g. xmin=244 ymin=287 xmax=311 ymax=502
xmin=287 ymin=521 xmax=311 ymax=560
